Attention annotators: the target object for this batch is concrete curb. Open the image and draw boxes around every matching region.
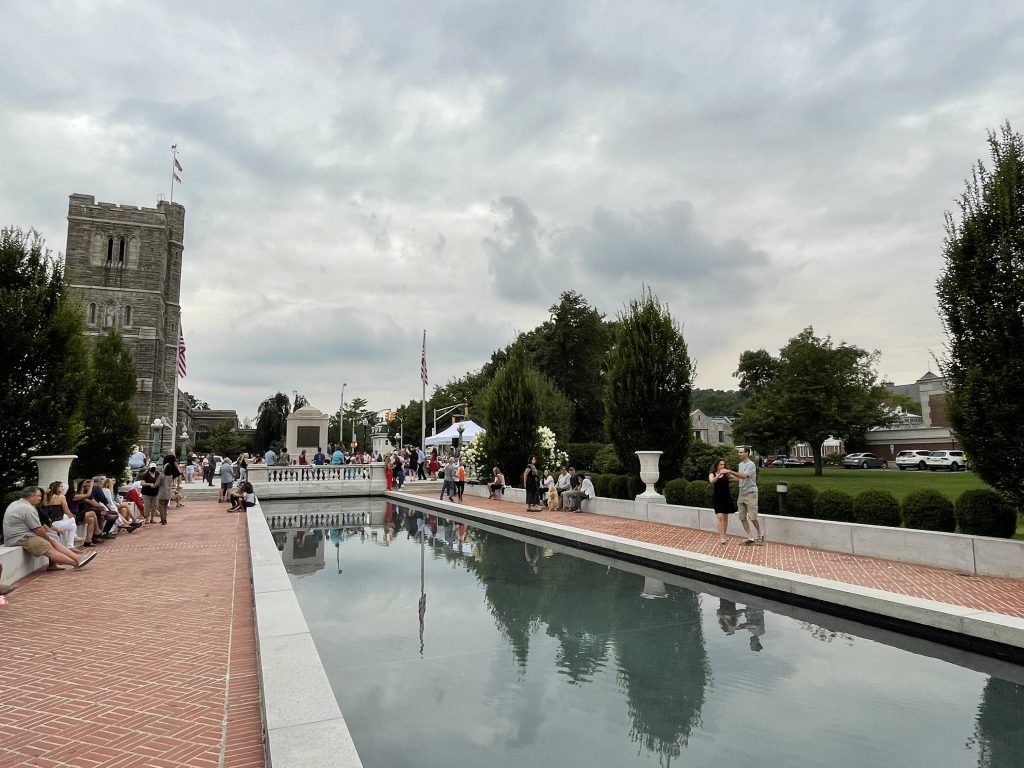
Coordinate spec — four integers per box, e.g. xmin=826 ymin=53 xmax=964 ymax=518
xmin=246 ymin=501 xmax=364 ymax=768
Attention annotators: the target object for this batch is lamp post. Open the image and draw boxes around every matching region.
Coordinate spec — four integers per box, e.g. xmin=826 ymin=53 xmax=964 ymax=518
xmin=179 ymin=429 xmax=189 ymax=462
xmin=776 ymin=481 xmax=788 ymax=516
xmin=150 ymin=418 xmax=163 ymax=458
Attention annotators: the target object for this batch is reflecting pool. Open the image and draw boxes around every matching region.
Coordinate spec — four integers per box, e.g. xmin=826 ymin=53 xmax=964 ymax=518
xmin=263 ymin=498 xmax=1024 ymax=768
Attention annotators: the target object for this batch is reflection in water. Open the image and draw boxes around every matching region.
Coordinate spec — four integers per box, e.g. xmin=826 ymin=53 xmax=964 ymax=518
xmin=973 ymin=678 xmax=1024 ymax=766
xmin=267 ymin=499 xmax=1024 ymax=768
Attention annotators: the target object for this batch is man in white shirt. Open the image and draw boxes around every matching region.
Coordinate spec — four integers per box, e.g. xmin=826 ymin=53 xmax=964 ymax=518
xmin=555 ymin=466 xmax=572 ymax=510
xmin=734 ymin=446 xmax=763 ymax=545
xmin=562 ymin=473 xmax=595 ymax=512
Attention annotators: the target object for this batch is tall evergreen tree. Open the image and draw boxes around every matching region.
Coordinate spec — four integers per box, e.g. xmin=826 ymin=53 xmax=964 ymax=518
xmin=937 ymin=122 xmax=1024 ymax=510
xmin=74 ymin=331 xmax=139 ymax=478
xmin=604 ymin=290 xmax=693 ymax=481
xmin=478 ymin=343 xmax=542 ymax=484
xmin=0 ymin=228 xmax=89 ymax=494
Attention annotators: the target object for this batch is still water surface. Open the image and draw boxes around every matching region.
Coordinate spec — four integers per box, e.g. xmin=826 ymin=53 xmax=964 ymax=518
xmin=265 ymin=498 xmax=1024 ymax=768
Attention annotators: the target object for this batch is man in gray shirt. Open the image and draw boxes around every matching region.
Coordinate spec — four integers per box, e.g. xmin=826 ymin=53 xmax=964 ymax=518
xmin=439 ymin=457 xmax=457 ymax=502
xmin=2 ymin=486 xmax=94 ymax=569
xmin=735 ymin=446 xmax=763 ymax=545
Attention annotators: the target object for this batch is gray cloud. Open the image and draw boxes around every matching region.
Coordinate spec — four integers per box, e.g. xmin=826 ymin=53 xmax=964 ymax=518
xmin=1 ymin=0 xmax=1022 ymax=416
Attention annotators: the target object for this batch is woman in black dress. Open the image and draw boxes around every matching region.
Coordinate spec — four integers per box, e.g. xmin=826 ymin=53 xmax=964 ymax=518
xmin=709 ymin=459 xmax=738 ymax=545
xmin=523 ymin=455 xmax=541 ymax=512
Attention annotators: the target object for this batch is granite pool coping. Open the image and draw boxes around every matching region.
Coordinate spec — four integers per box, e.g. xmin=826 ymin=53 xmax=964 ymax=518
xmin=247 ymin=501 xmax=364 ymax=768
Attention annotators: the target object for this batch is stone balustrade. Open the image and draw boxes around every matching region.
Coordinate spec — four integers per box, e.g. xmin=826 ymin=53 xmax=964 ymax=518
xmin=246 ymin=463 xmax=381 ymax=484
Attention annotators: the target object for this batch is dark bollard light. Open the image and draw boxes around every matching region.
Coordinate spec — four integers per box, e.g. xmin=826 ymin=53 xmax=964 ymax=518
xmin=776 ymin=481 xmax=788 ymax=515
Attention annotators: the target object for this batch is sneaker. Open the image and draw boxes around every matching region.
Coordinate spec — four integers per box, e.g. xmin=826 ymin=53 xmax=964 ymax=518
xmin=742 ymin=539 xmax=755 ymax=546
xmin=756 ymin=536 xmax=765 ymax=545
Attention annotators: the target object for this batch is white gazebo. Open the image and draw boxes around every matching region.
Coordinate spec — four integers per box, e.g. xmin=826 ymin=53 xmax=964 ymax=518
xmin=424 ymin=419 xmax=486 ymax=448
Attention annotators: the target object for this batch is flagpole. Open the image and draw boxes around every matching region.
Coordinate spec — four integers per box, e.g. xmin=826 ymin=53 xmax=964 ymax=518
xmin=420 ymin=329 xmax=427 ymax=451
xmin=170 ymin=373 xmax=179 ymax=456
xmin=170 ymin=144 xmax=177 ymax=203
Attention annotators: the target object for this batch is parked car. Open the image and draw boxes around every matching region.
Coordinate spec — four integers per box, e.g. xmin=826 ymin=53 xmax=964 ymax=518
xmin=925 ymin=450 xmax=968 ymax=471
xmin=841 ymin=452 xmax=889 ymax=469
xmin=895 ymin=450 xmax=932 ymax=471
xmin=777 ymin=457 xmax=806 ymax=468
xmin=764 ymin=455 xmax=789 ymax=467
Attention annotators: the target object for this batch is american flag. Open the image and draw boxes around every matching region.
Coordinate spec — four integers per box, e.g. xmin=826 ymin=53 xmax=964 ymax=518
xmin=173 ymin=171 xmax=182 ymax=184
xmin=420 ymin=331 xmax=428 ymax=387
xmin=177 ymin=333 xmax=187 ymax=378
xmin=174 ymin=157 xmax=183 ymax=172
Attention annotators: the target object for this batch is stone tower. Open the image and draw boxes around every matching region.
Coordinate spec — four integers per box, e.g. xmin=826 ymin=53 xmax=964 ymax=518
xmin=63 ymin=194 xmax=186 ymax=452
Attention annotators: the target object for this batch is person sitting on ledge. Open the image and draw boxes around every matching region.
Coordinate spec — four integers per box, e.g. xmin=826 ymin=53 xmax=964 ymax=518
xmin=68 ymin=479 xmax=110 ymax=545
xmin=3 ymin=487 xmax=95 ymax=570
xmin=487 ymin=467 xmax=505 ymax=499
xmin=561 ymin=473 xmax=595 ymax=513
xmin=227 ymin=482 xmax=256 ymax=512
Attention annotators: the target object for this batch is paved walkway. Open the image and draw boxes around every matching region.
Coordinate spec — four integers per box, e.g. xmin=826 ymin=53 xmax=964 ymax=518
xmin=0 ymin=501 xmax=264 ymax=768
xmin=407 ymin=490 xmax=1024 ymax=619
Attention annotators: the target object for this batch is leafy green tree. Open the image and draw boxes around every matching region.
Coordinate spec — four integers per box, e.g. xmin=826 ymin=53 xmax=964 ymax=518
xmin=0 ymin=228 xmax=89 ymax=494
xmin=255 ymin=392 xmax=290 ymax=451
xmin=604 ymin=290 xmax=693 ymax=480
xmin=880 ymin=390 xmax=921 ymax=416
xmin=691 ymin=388 xmax=747 ymax=418
xmin=733 ymin=328 xmax=894 ymax=475
xmin=528 ymin=291 xmax=612 ymax=441
xmin=193 ymin=421 xmax=252 ymax=457
xmin=477 ymin=368 xmax=571 ymax=448
xmin=73 ymin=331 xmax=138 ymax=478
xmin=478 ymin=344 xmax=542 ymax=485
xmin=937 ymin=122 xmax=1024 ymax=510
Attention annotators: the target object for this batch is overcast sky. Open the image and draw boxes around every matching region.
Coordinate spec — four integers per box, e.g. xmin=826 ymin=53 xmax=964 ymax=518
xmin=3 ymin=1 xmax=1022 ymax=425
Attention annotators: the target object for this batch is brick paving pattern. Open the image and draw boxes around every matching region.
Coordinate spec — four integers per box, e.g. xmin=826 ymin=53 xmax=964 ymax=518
xmin=0 ymin=501 xmax=264 ymax=768
xmin=407 ymin=490 xmax=1024 ymax=619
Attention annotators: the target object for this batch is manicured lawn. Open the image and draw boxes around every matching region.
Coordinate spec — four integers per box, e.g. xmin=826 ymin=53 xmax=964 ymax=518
xmin=758 ymin=466 xmax=990 ymax=501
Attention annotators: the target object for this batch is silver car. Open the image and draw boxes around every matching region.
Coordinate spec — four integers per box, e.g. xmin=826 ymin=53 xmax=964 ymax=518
xmin=842 ymin=452 xmax=889 ymax=469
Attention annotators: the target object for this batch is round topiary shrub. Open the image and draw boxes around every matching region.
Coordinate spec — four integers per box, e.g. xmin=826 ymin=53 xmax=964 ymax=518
xmin=955 ymin=489 xmax=1018 ymax=538
xmin=757 ymin=482 xmax=778 ymax=513
xmin=685 ymin=480 xmax=713 ymax=508
xmin=852 ymin=489 xmax=901 ymax=527
xmin=780 ymin=484 xmax=817 ymax=518
xmin=813 ymin=489 xmax=855 ymax=522
xmin=901 ymin=489 xmax=956 ymax=532
xmin=663 ymin=478 xmax=690 ymax=506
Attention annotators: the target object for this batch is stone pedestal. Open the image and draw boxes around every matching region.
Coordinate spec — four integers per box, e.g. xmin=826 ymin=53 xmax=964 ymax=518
xmin=33 ymin=455 xmax=77 ymax=492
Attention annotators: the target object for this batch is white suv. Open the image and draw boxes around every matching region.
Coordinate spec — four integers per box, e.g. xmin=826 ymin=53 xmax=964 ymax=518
xmin=925 ymin=450 xmax=968 ymax=472
xmin=895 ymin=450 xmax=932 ymax=471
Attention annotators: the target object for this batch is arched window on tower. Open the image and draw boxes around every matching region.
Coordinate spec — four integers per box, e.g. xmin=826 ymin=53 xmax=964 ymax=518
xmin=123 ymin=305 xmax=132 ymax=326
xmin=106 ymin=237 xmax=113 ymax=262
xmin=88 ymin=303 xmax=97 ymax=324
xmin=118 ymin=237 xmax=126 ymax=264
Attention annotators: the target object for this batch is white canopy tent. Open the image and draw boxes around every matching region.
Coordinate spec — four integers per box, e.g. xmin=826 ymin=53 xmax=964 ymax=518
xmin=424 ymin=419 xmax=486 ymax=448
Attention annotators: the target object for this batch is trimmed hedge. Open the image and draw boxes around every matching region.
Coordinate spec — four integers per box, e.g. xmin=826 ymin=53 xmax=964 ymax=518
xmin=901 ymin=489 xmax=956 ymax=532
xmin=591 ymin=474 xmax=611 ymax=498
xmin=813 ymin=489 xmax=855 ymax=522
xmin=685 ymin=480 xmax=713 ymax=508
xmin=626 ymin=475 xmax=640 ymax=499
xmin=955 ymin=489 xmax=1017 ymax=538
xmin=664 ymin=478 xmax=690 ymax=506
xmin=566 ymin=443 xmax=605 ymax=471
xmin=852 ymin=490 xmax=901 ymax=527
xmin=607 ymin=475 xmax=630 ymax=500
xmin=780 ymin=484 xmax=818 ymax=518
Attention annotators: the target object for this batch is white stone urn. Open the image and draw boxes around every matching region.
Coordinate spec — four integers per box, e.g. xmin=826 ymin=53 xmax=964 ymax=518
xmin=33 ymin=454 xmax=77 ymax=492
xmin=635 ymin=451 xmax=664 ymax=500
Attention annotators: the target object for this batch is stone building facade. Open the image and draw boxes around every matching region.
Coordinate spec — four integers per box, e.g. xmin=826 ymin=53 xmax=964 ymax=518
xmin=63 ymin=194 xmax=186 ymax=453
xmin=690 ymin=409 xmax=734 ymax=446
